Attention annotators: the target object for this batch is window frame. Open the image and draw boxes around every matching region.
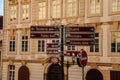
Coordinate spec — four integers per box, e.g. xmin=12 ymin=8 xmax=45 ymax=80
xmin=109 ymin=0 xmax=120 ymax=15
xmin=38 ymin=1 xmax=47 ymax=20
xmin=51 ymin=0 xmax=62 ymax=18
xmin=67 ymin=45 xmax=75 ymax=51
xmin=90 ymin=33 xmax=99 ymax=52
xmin=9 ymin=4 xmax=18 ymax=23
xmin=8 ymin=65 xmax=15 ymax=80
xmin=87 ymin=0 xmax=103 ymax=17
xmin=38 ymin=40 xmax=45 ymax=52
xmin=65 ymin=0 xmax=79 ymax=18
xmin=21 ymin=2 xmax=31 ymax=22
xmin=21 ymin=36 xmax=28 ymax=52
xmin=111 ymin=31 xmax=120 ymax=53
xmin=9 ymin=36 xmax=16 ymax=52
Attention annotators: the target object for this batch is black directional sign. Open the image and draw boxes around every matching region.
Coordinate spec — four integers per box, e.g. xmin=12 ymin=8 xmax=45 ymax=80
xmin=46 ymin=43 xmax=60 ymax=54
xmin=30 ymin=26 xmax=60 ymax=38
xmin=65 ymin=26 xmax=95 ymax=45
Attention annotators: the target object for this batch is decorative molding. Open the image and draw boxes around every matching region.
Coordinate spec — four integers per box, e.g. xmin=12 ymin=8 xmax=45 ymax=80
xmin=111 ymin=15 xmax=120 ymax=22
xmin=8 ymin=0 xmax=18 ymax=5
xmin=8 ymin=60 xmax=14 ymax=65
xmin=66 ymin=17 xmax=79 ymax=25
xmin=37 ymin=20 xmax=47 ymax=26
xmin=21 ymin=0 xmax=30 ymax=4
xmin=21 ymin=60 xmax=26 ymax=66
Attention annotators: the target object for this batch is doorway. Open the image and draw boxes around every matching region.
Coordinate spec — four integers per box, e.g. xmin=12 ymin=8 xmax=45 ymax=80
xmin=47 ymin=64 xmax=62 ymax=80
xmin=18 ymin=66 xmax=29 ymax=80
xmin=86 ymin=69 xmax=103 ymax=80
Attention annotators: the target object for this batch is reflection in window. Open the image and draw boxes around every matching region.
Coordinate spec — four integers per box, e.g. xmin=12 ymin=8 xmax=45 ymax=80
xmin=90 ymin=33 xmax=99 ymax=52
xmin=52 ymin=0 xmax=61 ymax=18
xmin=90 ymin=0 xmax=100 ymax=14
xmin=10 ymin=5 xmax=17 ymax=21
xmin=22 ymin=4 xmax=29 ymax=20
xmin=67 ymin=0 xmax=77 ymax=17
xmin=111 ymin=32 xmax=120 ymax=52
xmin=111 ymin=0 xmax=120 ymax=12
xmin=38 ymin=1 xmax=47 ymax=19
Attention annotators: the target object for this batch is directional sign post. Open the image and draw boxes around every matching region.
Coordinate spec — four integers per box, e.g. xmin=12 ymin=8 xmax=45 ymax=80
xmin=30 ymin=25 xmax=64 ymax=80
xmin=30 ymin=26 xmax=95 ymax=80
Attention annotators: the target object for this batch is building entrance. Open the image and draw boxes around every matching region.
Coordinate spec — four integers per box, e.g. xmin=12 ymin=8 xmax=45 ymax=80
xmin=18 ymin=66 xmax=29 ymax=80
xmin=110 ymin=71 xmax=120 ymax=80
xmin=47 ymin=64 xmax=62 ymax=80
xmin=86 ymin=69 xmax=103 ymax=80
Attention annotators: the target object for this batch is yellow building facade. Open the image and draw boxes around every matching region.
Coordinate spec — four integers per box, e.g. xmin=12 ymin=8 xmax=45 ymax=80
xmin=2 ymin=0 xmax=120 ymax=80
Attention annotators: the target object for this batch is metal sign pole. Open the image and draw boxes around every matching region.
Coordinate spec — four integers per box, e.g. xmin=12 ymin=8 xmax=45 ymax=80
xmin=82 ymin=67 xmax=84 ymax=80
xmin=61 ymin=25 xmax=64 ymax=80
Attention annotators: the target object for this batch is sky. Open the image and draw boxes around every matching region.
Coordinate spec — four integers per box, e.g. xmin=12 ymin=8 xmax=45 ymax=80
xmin=0 ymin=0 xmax=3 ymax=16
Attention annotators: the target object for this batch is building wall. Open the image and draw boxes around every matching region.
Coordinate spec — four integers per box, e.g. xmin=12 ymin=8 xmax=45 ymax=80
xmin=0 ymin=16 xmax=3 ymax=80
xmin=3 ymin=0 xmax=120 ymax=80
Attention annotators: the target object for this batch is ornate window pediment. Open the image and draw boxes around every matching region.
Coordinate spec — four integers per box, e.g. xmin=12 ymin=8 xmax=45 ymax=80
xmin=8 ymin=0 xmax=18 ymax=5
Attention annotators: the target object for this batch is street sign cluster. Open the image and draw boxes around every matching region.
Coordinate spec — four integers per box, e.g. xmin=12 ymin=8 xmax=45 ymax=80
xmin=30 ymin=26 xmax=95 ymax=56
xmin=65 ymin=27 xmax=95 ymax=45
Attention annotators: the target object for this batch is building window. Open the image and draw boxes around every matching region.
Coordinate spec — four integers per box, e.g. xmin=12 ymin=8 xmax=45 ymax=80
xmin=111 ymin=32 xmax=120 ymax=52
xmin=22 ymin=36 xmax=28 ymax=52
xmin=22 ymin=4 xmax=29 ymax=20
xmin=67 ymin=0 xmax=77 ymax=17
xmin=0 ymin=40 xmax=2 ymax=47
xmin=9 ymin=5 xmax=17 ymax=21
xmin=52 ymin=0 xmax=61 ymax=18
xmin=38 ymin=40 xmax=45 ymax=52
xmin=90 ymin=0 xmax=100 ymax=14
xmin=90 ymin=33 xmax=99 ymax=52
xmin=111 ymin=0 xmax=120 ymax=12
xmin=67 ymin=46 xmax=75 ymax=50
xmin=8 ymin=65 xmax=15 ymax=80
xmin=9 ymin=36 xmax=15 ymax=52
xmin=38 ymin=1 xmax=47 ymax=19
xmin=52 ymin=40 xmax=59 ymax=43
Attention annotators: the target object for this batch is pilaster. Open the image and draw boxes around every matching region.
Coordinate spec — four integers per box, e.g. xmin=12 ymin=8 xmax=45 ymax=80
xmin=100 ymin=23 xmax=110 ymax=62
